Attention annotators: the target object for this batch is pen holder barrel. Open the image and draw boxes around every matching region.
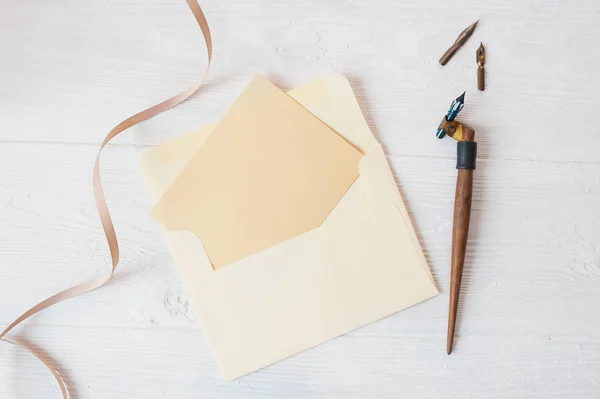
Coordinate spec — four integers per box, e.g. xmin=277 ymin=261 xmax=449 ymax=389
xmin=447 ymin=168 xmax=473 ymax=353
xmin=447 ymin=125 xmax=476 ymax=354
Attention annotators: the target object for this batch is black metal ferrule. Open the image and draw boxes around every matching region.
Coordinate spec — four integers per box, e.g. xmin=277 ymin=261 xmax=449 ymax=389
xmin=456 ymin=141 xmax=477 ymax=170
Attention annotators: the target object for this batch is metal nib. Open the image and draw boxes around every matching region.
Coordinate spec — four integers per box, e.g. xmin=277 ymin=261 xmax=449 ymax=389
xmin=477 ymin=42 xmax=485 ymax=64
xmin=448 ymin=92 xmax=466 ymax=121
xmin=439 ymin=20 xmax=480 ymax=66
xmin=477 ymin=43 xmax=485 ymax=90
xmin=436 ymin=92 xmax=466 ymax=138
xmin=457 ymin=20 xmax=479 ymax=45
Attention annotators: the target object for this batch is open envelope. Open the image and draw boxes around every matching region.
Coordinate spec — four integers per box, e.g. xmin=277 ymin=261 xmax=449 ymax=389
xmin=140 ymin=75 xmax=438 ymax=380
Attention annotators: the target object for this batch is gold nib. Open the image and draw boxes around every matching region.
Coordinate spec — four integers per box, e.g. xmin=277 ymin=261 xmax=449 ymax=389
xmin=477 ymin=42 xmax=485 ymax=91
xmin=439 ymin=20 xmax=480 ymax=66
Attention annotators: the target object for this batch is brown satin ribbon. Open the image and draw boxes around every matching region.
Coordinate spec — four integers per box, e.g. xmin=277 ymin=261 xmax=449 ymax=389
xmin=0 ymin=1 xmax=212 ymax=397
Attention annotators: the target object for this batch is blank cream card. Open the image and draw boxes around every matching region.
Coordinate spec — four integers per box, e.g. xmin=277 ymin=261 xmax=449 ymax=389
xmin=151 ymin=75 xmax=362 ymax=269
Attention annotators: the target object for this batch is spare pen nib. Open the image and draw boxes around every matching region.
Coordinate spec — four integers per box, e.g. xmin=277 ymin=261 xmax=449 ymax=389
xmin=439 ymin=20 xmax=479 ymax=66
xmin=477 ymin=42 xmax=485 ymax=91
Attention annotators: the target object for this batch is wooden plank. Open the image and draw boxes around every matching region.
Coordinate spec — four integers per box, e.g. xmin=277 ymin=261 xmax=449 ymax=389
xmin=2 ymin=0 xmax=600 ymax=397
xmin=1 ymin=142 xmax=599 ymax=341
xmin=1 ymin=0 xmax=600 ymax=162
xmin=1 ymin=325 xmax=599 ymax=398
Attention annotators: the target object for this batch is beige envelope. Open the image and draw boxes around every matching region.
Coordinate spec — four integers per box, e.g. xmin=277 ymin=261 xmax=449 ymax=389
xmin=140 ymin=75 xmax=438 ymax=380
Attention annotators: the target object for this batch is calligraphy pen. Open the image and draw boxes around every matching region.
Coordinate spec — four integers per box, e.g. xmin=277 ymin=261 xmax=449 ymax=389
xmin=436 ymin=92 xmax=477 ymax=354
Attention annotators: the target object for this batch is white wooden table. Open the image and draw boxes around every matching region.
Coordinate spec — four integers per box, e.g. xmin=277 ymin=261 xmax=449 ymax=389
xmin=2 ymin=0 xmax=599 ymax=397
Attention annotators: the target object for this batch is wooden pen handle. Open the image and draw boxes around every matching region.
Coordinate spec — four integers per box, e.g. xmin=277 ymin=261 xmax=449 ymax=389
xmin=447 ymin=167 xmax=473 ymax=354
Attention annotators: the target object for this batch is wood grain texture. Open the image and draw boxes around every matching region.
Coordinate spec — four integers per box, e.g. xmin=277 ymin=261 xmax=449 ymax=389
xmin=448 ymin=169 xmax=474 ymax=354
xmin=1 ymin=0 xmax=600 ymax=398
xmin=447 ymin=125 xmax=476 ymax=354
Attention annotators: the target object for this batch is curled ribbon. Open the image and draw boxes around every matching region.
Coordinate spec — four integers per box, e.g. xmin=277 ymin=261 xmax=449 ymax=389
xmin=0 ymin=1 xmax=212 ymax=397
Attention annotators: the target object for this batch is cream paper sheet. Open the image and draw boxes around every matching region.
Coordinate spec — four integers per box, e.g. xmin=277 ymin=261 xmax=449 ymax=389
xmin=140 ymin=75 xmax=438 ymax=380
xmin=151 ymin=75 xmax=363 ymax=269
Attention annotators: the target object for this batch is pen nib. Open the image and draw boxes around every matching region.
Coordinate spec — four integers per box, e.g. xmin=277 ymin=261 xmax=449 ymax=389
xmin=439 ymin=19 xmax=480 ymax=65
xmin=458 ymin=20 xmax=479 ymax=42
xmin=477 ymin=42 xmax=485 ymax=64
